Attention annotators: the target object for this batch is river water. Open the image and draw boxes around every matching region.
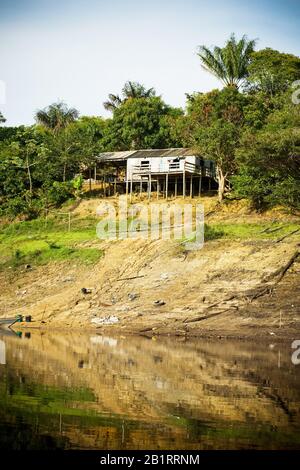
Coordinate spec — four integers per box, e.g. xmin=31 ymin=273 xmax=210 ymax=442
xmin=0 ymin=330 xmax=299 ymax=450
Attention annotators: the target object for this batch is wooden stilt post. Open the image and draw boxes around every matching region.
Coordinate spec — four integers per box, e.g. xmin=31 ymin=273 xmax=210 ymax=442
xmin=130 ymin=177 xmax=133 ymax=202
xmin=175 ymin=177 xmax=177 ymax=198
xmin=103 ymin=176 xmax=106 ymax=197
xmin=94 ymin=163 xmax=97 ymax=183
xmin=114 ymin=177 xmax=117 ymax=195
xmin=209 ymin=177 xmax=211 ymax=191
xmin=148 ymin=173 xmax=151 ymax=199
xmin=190 ymin=175 xmax=193 ymax=198
xmin=166 ymin=173 xmax=169 ymax=200
xmin=157 ymin=179 xmax=160 ymax=199
xmin=198 ymin=176 xmax=202 ymax=197
xmin=140 ymin=179 xmax=142 ymax=198
xmin=183 ymin=168 xmax=186 ymax=199
xmin=89 ymin=167 xmax=92 ymax=192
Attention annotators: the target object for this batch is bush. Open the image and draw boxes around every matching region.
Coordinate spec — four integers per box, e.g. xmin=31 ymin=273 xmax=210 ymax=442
xmin=43 ymin=181 xmax=74 ymax=207
xmin=232 ymin=171 xmax=300 ymax=211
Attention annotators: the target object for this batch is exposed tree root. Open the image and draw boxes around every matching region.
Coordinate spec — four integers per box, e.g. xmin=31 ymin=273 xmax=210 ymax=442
xmin=275 ymin=228 xmax=300 ymax=243
xmin=244 ymin=250 xmax=300 ymax=302
xmin=263 ymin=250 xmax=300 ymax=283
xmin=184 ymin=308 xmax=231 ymax=323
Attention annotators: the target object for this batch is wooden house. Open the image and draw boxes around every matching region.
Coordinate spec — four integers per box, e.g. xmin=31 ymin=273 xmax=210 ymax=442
xmin=91 ymin=148 xmax=216 ymax=198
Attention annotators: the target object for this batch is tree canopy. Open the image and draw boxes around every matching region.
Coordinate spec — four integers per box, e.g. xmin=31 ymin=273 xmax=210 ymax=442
xmin=247 ymin=48 xmax=300 ymax=95
xmin=0 ymin=35 xmax=300 ymax=218
xmin=35 ymin=102 xmax=79 ymax=134
xmin=103 ymin=81 xmax=156 ymax=112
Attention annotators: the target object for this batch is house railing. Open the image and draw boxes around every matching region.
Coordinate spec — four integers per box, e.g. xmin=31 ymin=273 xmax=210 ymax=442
xmin=131 ymin=161 xmax=207 ymax=176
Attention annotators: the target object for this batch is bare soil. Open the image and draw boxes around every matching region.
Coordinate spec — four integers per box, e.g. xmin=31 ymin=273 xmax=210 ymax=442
xmin=1 ymin=197 xmax=300 ymax=339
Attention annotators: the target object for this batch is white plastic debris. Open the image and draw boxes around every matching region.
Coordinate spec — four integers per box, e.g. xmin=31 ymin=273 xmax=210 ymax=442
xmin=91 ymin=315 xmax=119 ymax=325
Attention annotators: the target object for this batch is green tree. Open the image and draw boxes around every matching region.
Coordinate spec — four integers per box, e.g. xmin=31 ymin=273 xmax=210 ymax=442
xmin=247 ymin=48 xmax=300 ymax=95
xmin=197 ymin=34 xmax=256 ymax=88
xmin=0 ymin=126 xmax=49 ymax=217
xmin=196 ymin=121 xmax=240 ymax=202
xmin=0 ymin=112 xmax=6 ymax=124
xmin=71 ymin=116 xmax=106 ymax=190
xmin=35 ymin=102 xmax=79 ymax=134
xmin=104 ymin=96 xmax=179 ymax=150
xmin=187 ymin=88 xmax=248 ymax=201
xmin=35 ymin=102 xmax=79 ymax=181
xmin=103 ymin=81 xmax=155 ymax=112
xmin=233 ymin=96 xmax=300 ymax=209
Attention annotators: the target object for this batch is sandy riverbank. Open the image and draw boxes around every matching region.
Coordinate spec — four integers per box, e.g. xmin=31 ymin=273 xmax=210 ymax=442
xmin=1 ymin=197 xmax=299 ymax=339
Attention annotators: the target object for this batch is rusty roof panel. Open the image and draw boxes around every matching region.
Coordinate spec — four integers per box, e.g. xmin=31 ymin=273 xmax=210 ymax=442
xmin=129 ymin=148 xmax=195 ymax=158
xmin=96 ymin=151 xmax=136 ymax=162
xmin=96 ymin=148 xmax=199 ymax=162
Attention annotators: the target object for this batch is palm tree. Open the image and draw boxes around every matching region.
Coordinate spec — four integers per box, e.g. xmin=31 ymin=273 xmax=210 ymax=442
xmin=0 ymin=111 xmax=5 ymax=124
xmin=35 ymin=102 xmax=79 ymax=181
xmin=122 ymin=81 xmax=155 ymax=99
xmin=103 ymin=93 xmax=122 ymax=112
xmin=197 ymin=34 xmax=256 ymax=88
xmin=35 ymin=102 xmax=79 ymax=134
xmin=103 ymin=81 xmax=155 ymax=112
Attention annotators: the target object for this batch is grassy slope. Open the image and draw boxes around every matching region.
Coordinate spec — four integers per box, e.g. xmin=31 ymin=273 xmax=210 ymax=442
xmin=0 ymin=216 xmax=103 ymax=270
xmin=1 ymin=218 xmax=298 ymax=270
xmin=0 ymin=195 xmax=299 ymax=271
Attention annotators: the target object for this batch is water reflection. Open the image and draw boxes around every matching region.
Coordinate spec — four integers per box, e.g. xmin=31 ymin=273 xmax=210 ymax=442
xmin=0 ymin=330 xmax=299 ymax=450
xmin=0 ymin=340 xmax=5 ymax=365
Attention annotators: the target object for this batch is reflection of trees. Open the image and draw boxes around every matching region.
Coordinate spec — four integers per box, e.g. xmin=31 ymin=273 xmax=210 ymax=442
xmin=0 ymin=333 xmax=299 ymax=449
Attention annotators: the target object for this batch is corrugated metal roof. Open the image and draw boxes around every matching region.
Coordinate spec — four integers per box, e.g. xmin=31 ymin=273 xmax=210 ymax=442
xmin=96 ymin=150 xmax=136 ymax=162
xmin=130 ymin=148 xmax=195 ymax=158
xmin=97 ymin=148 xmax=197 ymax=162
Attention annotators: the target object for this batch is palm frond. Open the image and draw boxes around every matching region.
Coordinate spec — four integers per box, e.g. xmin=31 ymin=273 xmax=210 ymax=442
xmin=198 ymin=34 xmax=257 ymax=88
xmin=103 ymin=94 xmax=122 ymax=112
xmin=35 ymin=102 xmax=79 ymax=132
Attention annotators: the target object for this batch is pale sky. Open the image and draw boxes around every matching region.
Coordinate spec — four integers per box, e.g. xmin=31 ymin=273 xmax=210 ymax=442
xmin=0 ymin=0 xmax=299 ymax=126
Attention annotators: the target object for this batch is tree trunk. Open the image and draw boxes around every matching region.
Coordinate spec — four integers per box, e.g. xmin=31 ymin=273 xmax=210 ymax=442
xmin=26 ymin=153 xmax=33 ymax=196
xmin=63 ymin=163 xmax=67 ymax=182
xmin=217 ymin=165 xmax=226 ymax=203
xmin=89 ymin=167 xmax=92 ymax=192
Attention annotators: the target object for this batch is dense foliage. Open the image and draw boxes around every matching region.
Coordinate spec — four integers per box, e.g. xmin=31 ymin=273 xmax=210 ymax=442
xmin=0 ymin=36 xmax=299 ymax=217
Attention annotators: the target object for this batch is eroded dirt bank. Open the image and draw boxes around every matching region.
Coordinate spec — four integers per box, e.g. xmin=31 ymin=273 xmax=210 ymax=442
xmin=1 ymin=234 xmax=300 ymax=339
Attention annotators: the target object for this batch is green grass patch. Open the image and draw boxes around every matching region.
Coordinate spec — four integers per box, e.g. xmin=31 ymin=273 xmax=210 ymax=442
xmin=0 ymin=215 xmax=102 ymax=270
xmin=181 ymin=221 xmax=300 ymax=245
xmin=208 ymin=222 xmax=300 ymax=240
xmin=0 ymin=215 xmax=299 ymax=270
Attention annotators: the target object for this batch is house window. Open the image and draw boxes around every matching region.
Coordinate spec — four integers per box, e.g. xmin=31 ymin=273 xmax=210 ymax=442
xmin=169 ymin=158 xmax=180 ymax=170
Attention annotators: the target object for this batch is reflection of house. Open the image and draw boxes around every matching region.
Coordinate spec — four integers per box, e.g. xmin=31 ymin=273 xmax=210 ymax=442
xmin=0 ymin=340 xmax=5 ymax=365
xmin=88 ymin=148 xmax=217 ymax=198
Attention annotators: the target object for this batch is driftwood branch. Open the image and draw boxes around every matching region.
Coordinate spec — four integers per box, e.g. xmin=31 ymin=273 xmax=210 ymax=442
xmin=260 ymin=226 xmax=283 ymax=234
xmin=275 ymin=228 xmax=300 ymax=243
xmin=263 ymin=250 xmax=300 ymax=283
xmin=206 ymin=295 xmax=235 ymax=309
xmin=116 ymin=275 xmax=145 ymax=281
xmin=246 ymin=250 xmax=300 ymax=302
xmin=184 ymin=308 xmax=231 ymax=324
